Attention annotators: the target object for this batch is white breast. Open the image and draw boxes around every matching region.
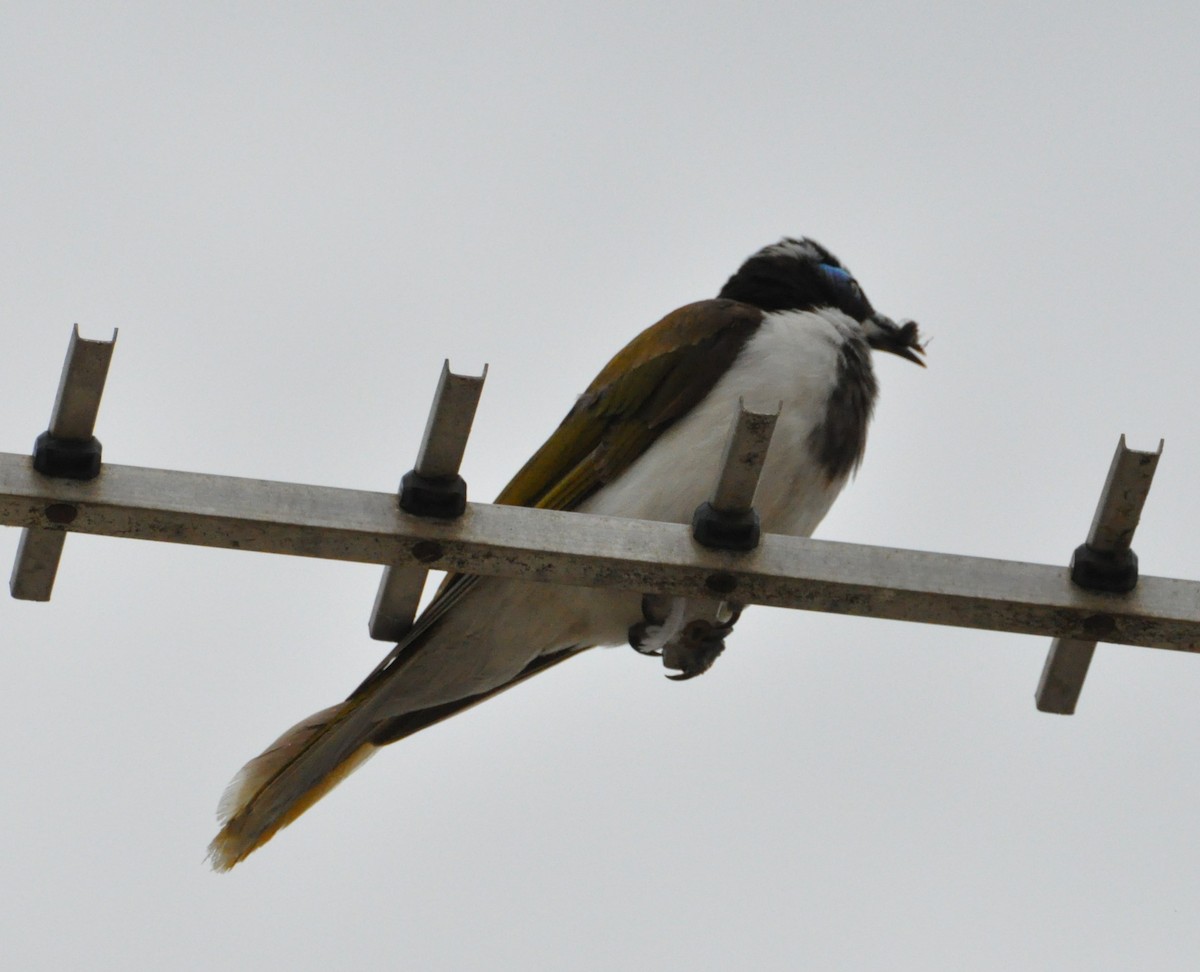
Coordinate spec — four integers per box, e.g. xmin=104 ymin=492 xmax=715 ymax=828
xmin=580 ymin=307 xmax=870 ymax=539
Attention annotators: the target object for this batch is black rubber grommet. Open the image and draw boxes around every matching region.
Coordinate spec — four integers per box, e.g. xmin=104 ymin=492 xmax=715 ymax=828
xmin=399 ymin=470 xmax=467 ymax=519
xmin=691 ymin=500 xmax=761 ymax=552
xmin=31 ymin=430 xmax=103 ymax=481
xmin=1069 ymin=543 xmax=1139 ymax=594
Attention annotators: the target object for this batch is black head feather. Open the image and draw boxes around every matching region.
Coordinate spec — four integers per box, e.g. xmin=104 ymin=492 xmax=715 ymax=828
xmin=718 ymin=237 xmax=876 ymax=322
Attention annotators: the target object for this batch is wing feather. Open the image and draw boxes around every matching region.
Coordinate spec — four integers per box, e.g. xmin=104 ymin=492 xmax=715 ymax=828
xmin=496 ymin=299 xmax=760 ymax=510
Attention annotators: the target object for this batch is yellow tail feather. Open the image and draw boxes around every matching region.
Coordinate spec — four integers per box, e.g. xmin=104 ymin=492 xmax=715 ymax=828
xmin=207 ymin=702 xmax=376 ymax=871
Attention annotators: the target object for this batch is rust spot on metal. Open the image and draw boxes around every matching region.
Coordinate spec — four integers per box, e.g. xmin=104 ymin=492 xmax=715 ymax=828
xmin=411 ymin=540 xmax=443 ymax=564
xmin=705 ymin=572 xmax=737 ymax=595
xmin=1082 ymin=613 xmax=1117 ymax=637
xmin=44 ymin=503 xmax=78 ymax=524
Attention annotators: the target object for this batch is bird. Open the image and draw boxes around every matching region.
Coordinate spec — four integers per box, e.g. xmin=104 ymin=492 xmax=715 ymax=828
xmin=208 ymin=236 xmax=924 ymax=870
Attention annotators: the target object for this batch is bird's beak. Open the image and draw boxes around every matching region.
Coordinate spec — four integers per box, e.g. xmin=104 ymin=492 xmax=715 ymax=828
xmin=866 ymin=314 xmax=926 ymax=367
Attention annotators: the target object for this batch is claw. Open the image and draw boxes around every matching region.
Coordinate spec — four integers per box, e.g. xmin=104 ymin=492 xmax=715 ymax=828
xmin=662 ymin=620 xmax=727 ymax=680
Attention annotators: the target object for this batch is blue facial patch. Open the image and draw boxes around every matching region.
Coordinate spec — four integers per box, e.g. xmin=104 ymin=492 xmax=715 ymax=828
xmin=819 ymin=263 xmax=854 ymax=286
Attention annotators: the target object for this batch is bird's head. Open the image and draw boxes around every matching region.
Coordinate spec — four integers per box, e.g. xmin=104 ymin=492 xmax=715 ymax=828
xmin=718 ymin=237 xmax=925 ymax=366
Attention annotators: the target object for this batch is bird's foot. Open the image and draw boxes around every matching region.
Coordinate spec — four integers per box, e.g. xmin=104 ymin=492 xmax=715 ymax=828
xmin=628 ymin=595 xmax=742 ymax=678
xmin=663 ymin=620 xmax=729 ymax=680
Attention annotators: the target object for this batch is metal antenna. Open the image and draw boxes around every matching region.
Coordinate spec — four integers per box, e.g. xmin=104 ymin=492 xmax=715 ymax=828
xmin=4 ymin=328 xmax=1198 ymax=712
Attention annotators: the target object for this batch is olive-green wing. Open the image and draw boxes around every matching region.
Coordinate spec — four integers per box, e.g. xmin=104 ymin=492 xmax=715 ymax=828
xmin=494 ymin=298 xmax=761 ymax=511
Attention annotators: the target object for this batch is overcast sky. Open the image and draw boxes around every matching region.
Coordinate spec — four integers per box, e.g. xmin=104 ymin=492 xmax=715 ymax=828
xmin=3 ymin=3 xmax=1200 ymax=969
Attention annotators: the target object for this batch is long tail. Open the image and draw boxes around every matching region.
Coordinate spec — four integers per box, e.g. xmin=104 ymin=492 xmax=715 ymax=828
xmin=207 ymin=645 xmax=587 ymax=871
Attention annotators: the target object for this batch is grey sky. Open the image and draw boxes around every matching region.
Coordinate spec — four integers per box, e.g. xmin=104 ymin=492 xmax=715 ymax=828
xmin=3 ymin=3 xmax=1199 ymax=969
